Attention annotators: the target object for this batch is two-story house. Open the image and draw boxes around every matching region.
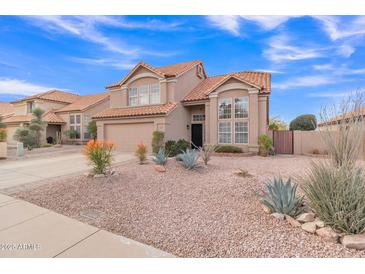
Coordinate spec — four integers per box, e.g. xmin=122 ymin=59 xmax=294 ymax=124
xmin=93 ymin=60 xmax=271 ymax=153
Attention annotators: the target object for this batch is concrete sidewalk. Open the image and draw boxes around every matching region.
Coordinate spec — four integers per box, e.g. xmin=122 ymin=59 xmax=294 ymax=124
xmin=0 ymin=194 xmax=174 ymax=258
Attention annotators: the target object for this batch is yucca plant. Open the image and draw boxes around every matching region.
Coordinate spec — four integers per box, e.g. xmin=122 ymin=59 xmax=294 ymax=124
xmin=198 ymin=144 xmax=216 ymax=165
xmin=260 ymin=177 xmax=303 ymax=217
xmin=153 ymin=147 xmax=167 ymax=166
xmin=177 ymin=149 xmax=199 ymax=170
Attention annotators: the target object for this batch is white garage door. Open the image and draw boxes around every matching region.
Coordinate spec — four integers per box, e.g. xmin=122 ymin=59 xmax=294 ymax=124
xmin=104 ymin=123 xmax=154 ymax=152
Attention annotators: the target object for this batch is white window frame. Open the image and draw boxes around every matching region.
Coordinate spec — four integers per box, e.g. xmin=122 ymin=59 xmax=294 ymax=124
xmin=234 ymin=121 xmax=249 ymax=144
xmin=218 ymin=121 xmax=232 ymax=144
xmin=70 ymin=113 xmax=81 ymax=139
xmin=234 ymin=96 xmax=249 ymax=119
xmin=218 ymin=98 xmax=232 ymax=120
xmin=128 ymin=84 xmax=160 ymax=106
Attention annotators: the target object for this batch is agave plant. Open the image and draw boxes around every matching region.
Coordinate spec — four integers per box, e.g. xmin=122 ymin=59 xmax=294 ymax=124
xmin=260 ymin=177 xmax=303 ymax=217
xmin=177 ymin=149 xmax=199 ymax=170
xmin=153 ymin=147 xmax=167 ymax=166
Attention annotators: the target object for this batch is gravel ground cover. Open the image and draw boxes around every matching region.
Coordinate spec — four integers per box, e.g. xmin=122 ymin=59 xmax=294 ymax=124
xmin=13 ymin=155 xmax=365 ymax=257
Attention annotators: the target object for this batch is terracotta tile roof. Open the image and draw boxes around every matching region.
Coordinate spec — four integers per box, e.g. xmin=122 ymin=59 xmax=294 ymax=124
xmin=107 ymin=60 xmax=202 ymax=88
xmin=3 ymin=110 xmax=65 ymax=124
xmin=55 ymin=92 xmax=110 ymax=113
xmin=13 ymin=90 xmax=80 ymax=104
xmin=43 ymin=110 xmax=65 ymax=124
xmin=0 ymin=102 xmax=14 ymax=118
xmin=182 ymin=71 xmax=271 ymax=102
xmin=93 ymin=102 xmax=177 ymax=119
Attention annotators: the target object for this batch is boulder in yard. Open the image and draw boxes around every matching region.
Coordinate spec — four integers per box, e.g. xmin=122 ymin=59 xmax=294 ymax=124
xmin=271 ymin=213 xmax=285 ymax=220
xmin=316 ymin=227 xmax=339 ymax=243
xmin=342 ymin=234 xmax=365 ymax=250
xmin=154 ymin=165 xmax=166 ymax=172
xmin=286 ymin=215 xmax=301 ymax=227
xmin=296 ymin=213 xmax=315 ymax=223
xmin=301 ymin=222 xmax=317 ymax=233
xmin=314 ymin=219 xmax=325 ymax=228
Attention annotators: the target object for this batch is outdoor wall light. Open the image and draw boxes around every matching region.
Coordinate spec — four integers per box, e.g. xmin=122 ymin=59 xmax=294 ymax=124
xmin=186 ymin=124 xmax=190 ymax=130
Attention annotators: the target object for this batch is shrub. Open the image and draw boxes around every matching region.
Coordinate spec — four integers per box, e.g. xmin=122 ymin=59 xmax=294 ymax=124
xmin=153 ymin=147 xmax=167 ymax=166
xmin=176 ymin=139 xmax=190 ymax=152
xmin=83 ymin=140 xmax=115 ymax=175
xmin=152 ymin=131 xmax=164 ymax=154
xmin=135 ymin=143 xmax=147 ymax=164
xmin=87 ymin=120 xmax=97 ymax=140
xmin=177 ymin=149 xmax=200 ymax=170
xmin=215 ymin=145 xmax=242 ymax=153
xmin=29 ymin=107 xmax=46 ymax=147
xmin=0 ymin=116 xmax=6 ymax=129
xmin=269 ymin=117 xmax=288 ymax=131
xmin=258 ymin=134 xmax=272 ymax=156
xmin=289 ymin=114 xmax=317 ymax=131
xmin=302 ymin=162 xmax=365 ymax=234
xmin=260 ymin=177 xmax=303 ymax=217
xmin=64 ymin=129 xmax=79 ymax=140
xmin=198 ymin=144 xmax=216 ymax=165
xmin=0 ymin=128 xmax=6 ymax=142
xmin=14 ymin=128 xmax=37 ymax=149
xmin=41 ymin=143 xmax=53 ymax=148
xmin=165 ymin=139 xmax=190 ymax=157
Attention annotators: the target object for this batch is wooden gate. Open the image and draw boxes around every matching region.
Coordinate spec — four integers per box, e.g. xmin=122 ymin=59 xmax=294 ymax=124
xmin=273 ymin=130 xmax=294 ymax=154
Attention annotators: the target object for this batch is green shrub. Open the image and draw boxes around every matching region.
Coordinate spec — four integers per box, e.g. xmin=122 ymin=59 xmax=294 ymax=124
xmin=41 ymin=143 xmax=53 ymax=148
xmin=176 ymin=139 xmax=190 ymax=152
xmin=177 ymin=149 xmax=199 ymax=170
xmin=152 ymin=131 xmax=164 ymax=154
xmin=258 ymin=134 xmax=273 ymax=156
xmin=302 ymin=161 xmax=365 ymax=234
xmin=14 ymin=128 xmax=37 ymax=149
xmin=29 ymin=107 xmax=46 ymax=147
xmin=215 ymin=145 xmax=242 ymax=153
xmin=0 ymin=116 xmax=6 ymax=129
xmin=289 ymin=114 xmax=317 ymax=131
xmin=87 ymin=120 xmax=97 ymax=139
xmin=260 ymin=177 xmax=303 ymax=217
xmin=153 ymin=147 xmax=167 ymax=166
xmin=64 ymin=129 xmax=79 ymax=140
xmin=165 ymin=139 xmax=190 ymax=157
xmin=0 ymin=128 xmax=6 ymax=142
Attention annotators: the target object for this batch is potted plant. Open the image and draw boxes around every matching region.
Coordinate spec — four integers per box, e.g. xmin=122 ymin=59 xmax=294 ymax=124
xmin=0 ymin=128 xmax=7 ymax=159
xmin=258 ymin=134 xmax=273 ymax=157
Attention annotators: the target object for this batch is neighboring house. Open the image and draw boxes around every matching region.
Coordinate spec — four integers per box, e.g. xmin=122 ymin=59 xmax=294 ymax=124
xmin=318 ymin=107 xmax=365 ymax=130
xmin=0 ymin=102 xmax=15 ymax=119
xmin=93 ymin=60 xmax=271 ymax=152
xmin=55 ymin=92 xmax=110 ymax=142
xmin=3 ymin=90 xmax=80 ymax=144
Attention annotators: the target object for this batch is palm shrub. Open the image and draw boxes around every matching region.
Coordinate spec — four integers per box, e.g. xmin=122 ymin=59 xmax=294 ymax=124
xmin=152 ymin=131 xmax=164 ymax=154
xmin=135 ymin=143 xmax=147 ymax=164
xmin=153 ymin=147 xmax=167 ymax=166
xmin=260 ymin=177 xmax=303 ymax=217
xmin=198 ymin=144 xmax=216 ymax=165
xmin=29 ymin=107 xmax=46 ymax=147
xmin=177 ymin=149 xmax=200 ymax=170
xmin=83 ymin=140 xmax=115 ymax=175
xmin=258 ymin=134 xmax=273 ymax=156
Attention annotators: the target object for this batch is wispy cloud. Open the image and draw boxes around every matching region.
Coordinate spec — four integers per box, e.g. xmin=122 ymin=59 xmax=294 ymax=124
xmin=206 ymin=16 xmax=241 ymax=36
xmin=240 ymin=16 xmax=294 ymax=30
xmin=273 ymin=75 xmax=333 ymax=90
xmin=307 ymin=91 xmax=353 ymax=98
xmin=0 ymin=78 xmax=57 ymax=96
xmin=263 ymin=34 xmax=324 ymax=62
xmin=70 ymin=57 xmax=135 ymax=70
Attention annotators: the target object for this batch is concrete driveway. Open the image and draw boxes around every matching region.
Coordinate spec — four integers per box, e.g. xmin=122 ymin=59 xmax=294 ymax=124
xmin=0 ymin=151 xmax=134 ymax=191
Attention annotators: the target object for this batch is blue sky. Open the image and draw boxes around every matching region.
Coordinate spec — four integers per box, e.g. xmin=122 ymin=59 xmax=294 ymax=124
xmin=0 ymin=15 xmax=365 ymax=122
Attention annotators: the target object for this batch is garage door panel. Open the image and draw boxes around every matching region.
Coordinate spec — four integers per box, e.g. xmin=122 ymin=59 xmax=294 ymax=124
xmin=104 ymin=123 xmax=154 ymax=152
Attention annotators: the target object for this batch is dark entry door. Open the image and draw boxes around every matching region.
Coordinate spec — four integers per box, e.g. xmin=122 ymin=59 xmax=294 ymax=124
xmin=191 ymin=124 xmax=203 ymax=148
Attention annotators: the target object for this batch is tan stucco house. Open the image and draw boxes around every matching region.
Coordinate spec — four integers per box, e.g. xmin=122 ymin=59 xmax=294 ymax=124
xmin=3 ymin=90 xmax=110 ymax=144
xmin=93 ymin=60 xmax=271 ymax=152
xmin=0 ymin=102 xmax=15 ymax=120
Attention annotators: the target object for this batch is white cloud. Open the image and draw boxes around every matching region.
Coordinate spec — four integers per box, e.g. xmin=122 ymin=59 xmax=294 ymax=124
xmin=307 ymin=91 xmax=353 ymax=98
xmin=206 ymin=16 xmax=240 ymax=36
xmin=70 ymin=57 xmax=135 ymax=70
xmin=336 ymin=44 xmax=355 ymax=57
xmin=313 ymin=64 xmax=334 ymax=71
xmin=264 ymin=34 xmax=323 ymax=62
xmin=240 ymin=16 xmax=294 ymax=30
xmin=0 ymin=78 xmax=56 ymax=96
xmin=273 ymin=75 xmax=333 ymax=90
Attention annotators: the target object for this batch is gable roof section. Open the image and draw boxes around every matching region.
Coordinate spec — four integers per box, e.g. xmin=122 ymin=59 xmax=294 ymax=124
xmin=182 ymin=71 xmax=271 ymax=102
xmin=0 ymin=102 xmax=14 ymax=118
xmin=55 ymin=92 xmax=110 ymax=113
xmin=13 ymin=90 xmax=80 ymax=104
xmin=93 ymin=102 xmax=177 ymax=119
xmin=107 ymin=60 xmax=203 ymax=88
xmin=3 ymin=109 xmax=65 ymax=124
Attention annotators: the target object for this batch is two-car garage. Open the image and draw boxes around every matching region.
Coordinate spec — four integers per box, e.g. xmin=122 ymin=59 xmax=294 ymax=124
xmin=103 ymin=122 xmax=155 ymax=152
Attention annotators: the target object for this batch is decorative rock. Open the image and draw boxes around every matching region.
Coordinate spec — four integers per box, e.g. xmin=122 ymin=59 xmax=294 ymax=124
xmin=316 ymin=227 xmax=339 ymax=243
xmin=314 ymin=219 xmax=325 ymax=228
xmin=296 ymin=213 xmax=315 ymax=223
xmin=94 ymin=174 xmax=106 ymax=178
xmin=342 ymin=234 xmax=365 ymax=250
xmin=271 ymin=213 xmax=285 ymax=220
xmin=261 ymin=204 xmax=272 ymax=214
xmin=154 ymin=165 xmax=166 ymax=172
xmin=301 ymin=222 xmax=317 ymax=233
xmin=286 ymin=215 xmax=301 ymax=227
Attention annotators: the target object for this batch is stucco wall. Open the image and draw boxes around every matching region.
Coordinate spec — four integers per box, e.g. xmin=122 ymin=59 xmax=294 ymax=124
xmin=174 ymin=65 xmax=203 ymax=102
xmin=164 ymin=105 xmax=190 ymax=141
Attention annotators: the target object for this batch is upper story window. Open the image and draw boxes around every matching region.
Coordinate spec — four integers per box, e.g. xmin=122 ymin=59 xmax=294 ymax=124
xmin=234 ymin=97 xmax=249 ymax=118
xmin=27 ymin=101 xmax=34 ymax=113
xmin=128 ymin=84 xmax=160 ymax=106
xmin=218 ymin=98 xmax=232 ymax=119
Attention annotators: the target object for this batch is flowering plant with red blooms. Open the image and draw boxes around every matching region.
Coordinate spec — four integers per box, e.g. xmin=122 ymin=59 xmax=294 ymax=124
xmin=135 ymin=142 xmax=147 ymax=164
xmin=83 ymin=140 xmax=115 ymax=174
xmin=0 ymin=128 xmax=7 ymax=142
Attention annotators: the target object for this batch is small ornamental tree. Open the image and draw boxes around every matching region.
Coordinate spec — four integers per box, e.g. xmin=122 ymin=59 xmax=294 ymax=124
xmin=289 ymin=114 xmax=317 ymax=131
xmin=87 ymin=120 xmax=97 ymax=140
xmin=269 ymin=117 xmax=288 ymax=131
xmin=29 ymin=107 xmax=46 ymax=147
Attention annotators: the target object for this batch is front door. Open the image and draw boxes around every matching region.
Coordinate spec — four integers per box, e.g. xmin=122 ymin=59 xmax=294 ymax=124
xmin=191 ymin=124 xmax=203 ymax=148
